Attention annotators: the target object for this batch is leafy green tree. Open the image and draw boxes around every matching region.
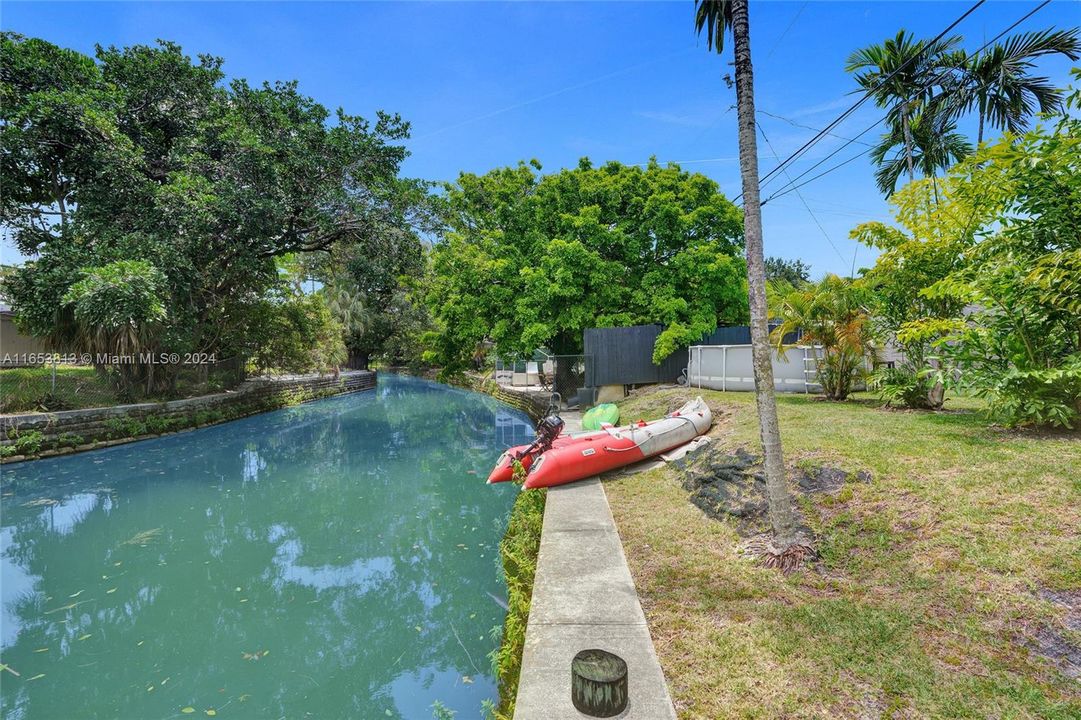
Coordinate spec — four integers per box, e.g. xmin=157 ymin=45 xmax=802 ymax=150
xmin=1 ymin=34 xmax=418 ymax=382
xmin=848 ymin=27 xmax=1079 ymax=196
xmin=863 ymin=72 xmax=1081 ymax=427
xmin=869 ymin=112 xmax=971 ymax=198
xmin=315 ymin=213 xmax=429 ymax=369
xmin=426 ymin=158 xmax=747 ymax=373
xmin=852 ymin=160 xmax=1003 ymax=408
xmin=771 ymin=275 xmax=874 ymax=401
xmin=695 ymin=0 xmax=809 ymax=566
xmin=764 ymin=257 xmax=811 ymax=288
xmin=249 ymin=291 xmax=346 ymax=375
xmin=913 ymin=91 xmax=1081 ymax=427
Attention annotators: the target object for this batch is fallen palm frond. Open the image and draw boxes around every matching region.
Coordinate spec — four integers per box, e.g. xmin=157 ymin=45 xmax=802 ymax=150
xmin=120 ymin=527 xmax=163 ymax=546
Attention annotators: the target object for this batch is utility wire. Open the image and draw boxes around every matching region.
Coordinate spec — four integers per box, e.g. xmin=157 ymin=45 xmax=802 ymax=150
xmin=732 ymin=0 xmax=987 ymax=204
xmin=756 ymin=109 xmax=875 ymax=148
xmin=764 ymin=1 xmax=808 ymax=61
xmin=760 ymin=0 xmax=1053 ymax=206
xmin=756 ymin=120 xmax=849 ymax=266
xmin=413 ymin=46 xmax=696 ymax=141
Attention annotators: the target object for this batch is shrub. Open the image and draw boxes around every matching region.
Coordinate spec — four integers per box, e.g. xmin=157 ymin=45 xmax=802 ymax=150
xmin=250 ymin=293 xmax=347 ymax=375
xmin=772 ymin=275 xmax=874 ymax=401
xmin=10 ymin=429 xmax=45 ymax=456
xmin=56 ymin=432 xmax=85 ymax=448
xmin=968 ymin=355 xmax=1081 ymax=429
xmin=489 ymin=487 xmax=546 ymax=720
xmin=871 ymin=365 xmax=948 ymax=409
xmin=104 ymin=416 xmax=146 ymax=439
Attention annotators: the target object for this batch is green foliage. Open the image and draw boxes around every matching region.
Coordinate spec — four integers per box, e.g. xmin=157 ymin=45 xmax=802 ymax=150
xmin=427 ymin=159 xmax=746 ymax=372
xmin=62 ymin=260 xmax=167 ymax=329
xmin=852 ymin=162 xmax=1001 ymax=409
xmin=105 ymin=416 xmax=147 ymax=439
xmin=865 ymin=75 xmax=1081 ymax=427
xmin=1 ymin=33 xmax=419 ymax=380
xmin=313 ymin=187 xmax=435 ymax=369
xmin=764 ymin=257 xmax=811 ymax=288
xmin=8 ymin=429 xmax=45 ymax=456
xmin=490 ymin=487 xmax=546 ymax=720
xmin=771 ymin=275 xmax=874 ymax=401
xmin=56 ymin=431 xmax=84 ymax=448
xmin=870 ymin=365 xmax=943 ymax=410
xmin=847 ymin=27 xmax=1079 ymax=195
xmin=250 ymin=292 xmax=346 ymax=375
xmin=58 ymin=260 xmax=168 ymax=397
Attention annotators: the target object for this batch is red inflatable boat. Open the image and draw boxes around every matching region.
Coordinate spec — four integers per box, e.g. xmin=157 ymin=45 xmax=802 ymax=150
xmin=487 ymin=398 xmax=712 ymax=490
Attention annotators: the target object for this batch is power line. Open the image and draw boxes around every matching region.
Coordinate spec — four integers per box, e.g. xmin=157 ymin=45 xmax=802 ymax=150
xmin=733 ymin=0 xmax=987 ymax=204
xmin=413 ymin=47 xmax=696 ymax=142
xmin=756 ymin=109 xmax=875 ymax=148
xmin=764 ymin=1 xmax=808 ymax=61
xmin=756 ymin=120 xmax=849 ymax=266
xmin=760 ymin=0 xmax=1053 ymax=206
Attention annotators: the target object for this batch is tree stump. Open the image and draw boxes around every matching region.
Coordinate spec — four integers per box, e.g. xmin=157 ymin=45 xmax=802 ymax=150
xmin=571 ymin=648 xmax=628 ymax=717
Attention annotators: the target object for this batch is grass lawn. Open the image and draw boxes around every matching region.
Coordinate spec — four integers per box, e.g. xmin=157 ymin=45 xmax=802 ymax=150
xmin=0 ymin=365 xmax=118 ymax=413
xmin=604 ymin=387 xmax=1080 ymax=719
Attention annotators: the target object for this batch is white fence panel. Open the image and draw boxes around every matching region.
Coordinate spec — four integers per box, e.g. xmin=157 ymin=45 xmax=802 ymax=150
xmin=687 ymin=344 xmax=822 ymax=393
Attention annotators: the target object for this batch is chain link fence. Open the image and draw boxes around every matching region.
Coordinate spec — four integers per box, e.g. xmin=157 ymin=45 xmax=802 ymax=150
xmin=492 ymin=353 xmax=591 ymax=411
xmin=0 ymin=357 xmax=247 ymax=414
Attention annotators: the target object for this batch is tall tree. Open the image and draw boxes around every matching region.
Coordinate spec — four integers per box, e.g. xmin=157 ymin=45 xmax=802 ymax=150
xmin=847 ymin=31 xmax=961 ymax=190
xmin=953 ymin=28 xmax=1081 ymax=144
xmin=694 ymin=0 xmax=809 ymax=566
xmin=869 ymin=112 xmax=972 ymax=197
xmin=1 ymin=34 xmax=421 ymax=387
xmin=427 ymin=158 xmax=747 ymax=375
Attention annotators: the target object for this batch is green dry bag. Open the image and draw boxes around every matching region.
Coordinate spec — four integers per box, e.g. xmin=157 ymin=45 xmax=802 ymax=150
xmin=582 ymin=403 xmax=620 ymax=431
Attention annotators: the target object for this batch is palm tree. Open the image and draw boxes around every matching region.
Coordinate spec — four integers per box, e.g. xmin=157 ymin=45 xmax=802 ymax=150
xmin=870 ymin=112 xmax=972 ymax=196
xmin=846 ymin=31 xmax=961 ymax=187
xmin=771 ymin=275 xmax=874 ymax=401
xmin=694 ymin=0 xmax=809 ymax=566
xmin=323 ymin=275 xmax=373 ymax=368
xmin=953 ymin=28 xmax=1081 ymax=144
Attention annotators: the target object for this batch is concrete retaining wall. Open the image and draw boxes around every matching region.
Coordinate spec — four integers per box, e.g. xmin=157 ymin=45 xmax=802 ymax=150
xmin=452 ymin=374 xmax=550 ymax=422
xmin=1 ymin=370 xmax=376 ymax=464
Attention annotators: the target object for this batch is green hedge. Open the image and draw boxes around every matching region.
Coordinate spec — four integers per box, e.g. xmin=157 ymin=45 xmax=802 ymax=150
xmin=489 ymin=487 xmax=546 ymax=720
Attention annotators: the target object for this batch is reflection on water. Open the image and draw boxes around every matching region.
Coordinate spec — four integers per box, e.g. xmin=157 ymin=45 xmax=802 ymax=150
xmin=0 ymin=374 xmax=534 ymax=719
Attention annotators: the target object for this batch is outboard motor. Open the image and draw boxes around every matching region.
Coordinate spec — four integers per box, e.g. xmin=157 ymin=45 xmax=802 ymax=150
xmin=516 ymin=415 xmax=565 ymax=460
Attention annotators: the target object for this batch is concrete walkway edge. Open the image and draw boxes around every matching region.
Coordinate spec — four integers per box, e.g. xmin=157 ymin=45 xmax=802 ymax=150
xmin=513 ymin=423 xmax=677 ymax=719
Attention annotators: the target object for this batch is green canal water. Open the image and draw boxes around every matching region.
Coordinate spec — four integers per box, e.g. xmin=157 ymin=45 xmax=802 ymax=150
xmin=0 ymin=374 xmax=534 ymax=719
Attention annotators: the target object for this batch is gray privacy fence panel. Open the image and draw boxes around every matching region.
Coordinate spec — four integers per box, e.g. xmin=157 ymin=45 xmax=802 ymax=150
xmin=584 ymin=325 xmax=687 ymax=387
xmin=700 ymin=324 xmax=799 ymax=345
xmin=584 ymin=324 xmax=799 ymax=387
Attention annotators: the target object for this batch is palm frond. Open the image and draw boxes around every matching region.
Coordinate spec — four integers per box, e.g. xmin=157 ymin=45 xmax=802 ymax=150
xmin=694 ymin=0 xmax=733 ymax=54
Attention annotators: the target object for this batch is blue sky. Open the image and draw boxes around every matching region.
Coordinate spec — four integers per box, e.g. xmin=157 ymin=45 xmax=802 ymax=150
xmin=2 ymin=1 xmax=1077 ymax=276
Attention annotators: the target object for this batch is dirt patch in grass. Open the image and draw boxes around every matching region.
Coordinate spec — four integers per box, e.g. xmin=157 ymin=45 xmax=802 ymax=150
xmin=604 ymin=385 xmax=1081 ymax=719
xmin=1026 ymin=588 xmax=1081 ymax=680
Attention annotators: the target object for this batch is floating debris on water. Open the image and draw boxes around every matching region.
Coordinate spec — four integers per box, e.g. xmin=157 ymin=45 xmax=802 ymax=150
xmin=120 ymin=528 xmax=163 ymax=546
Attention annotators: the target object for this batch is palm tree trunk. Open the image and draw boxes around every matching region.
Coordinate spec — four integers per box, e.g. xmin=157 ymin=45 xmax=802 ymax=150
xmin=730 ymin=0 xmax=802 ymax=550
xmin=901 ymin=107 xmax=917 ymax=182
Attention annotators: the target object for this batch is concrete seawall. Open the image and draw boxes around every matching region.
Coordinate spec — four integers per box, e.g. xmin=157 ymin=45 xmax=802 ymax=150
xmin=1 ymin=370 xmax=377 ymax=464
